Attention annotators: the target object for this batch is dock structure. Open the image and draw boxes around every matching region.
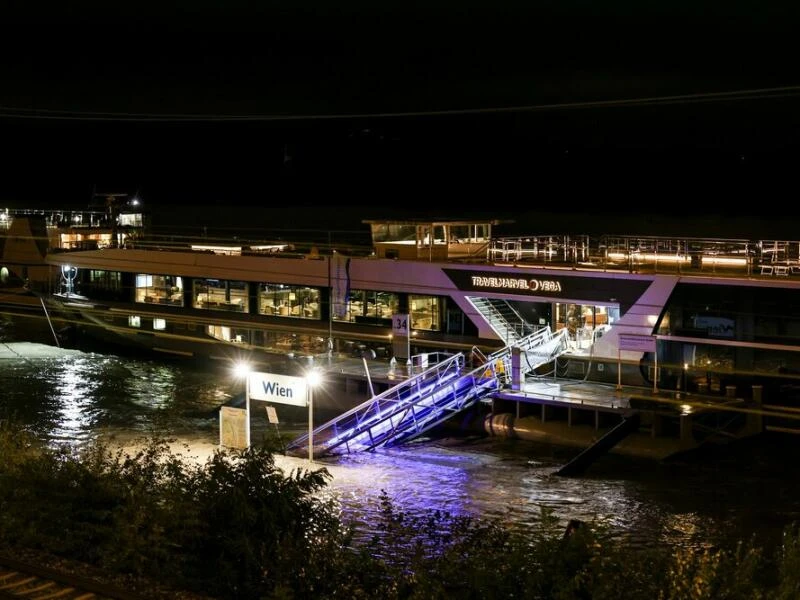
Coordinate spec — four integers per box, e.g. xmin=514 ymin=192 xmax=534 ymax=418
xmin=285 ymin=345 xmax=769 ymax=469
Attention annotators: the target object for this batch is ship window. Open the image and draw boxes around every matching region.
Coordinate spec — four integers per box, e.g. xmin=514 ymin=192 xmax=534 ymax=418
xmin=193 ymin=278 xmax=248 ymax=312
xmin=409 ymin=295 xmax=440 ymax=331
xmin=334 ymin=289 xmax=399 ymax=325
xmin=136 ymin=274 xmax=183 ymax=306
xmin=89 ymin=270 xmax=121 ymax=291
xmin=206 ymin=324 xmax=233 ymax=341
xmin=128 ymin=315 xmax=141 ymax=328
xmin=153 ymin=318 xmax=166 ymax=330
xmin=118 ymin=213 xmax=143 ymax=227
xmin=258 ymin=283 xmax=320 ymax=319
xmin=554 ymin=303 xmax=615 ymax=349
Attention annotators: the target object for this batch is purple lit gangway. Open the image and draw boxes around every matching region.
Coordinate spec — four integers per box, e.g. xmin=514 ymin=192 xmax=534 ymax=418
xmin=286 ymin=327 xmax=568 ymax=458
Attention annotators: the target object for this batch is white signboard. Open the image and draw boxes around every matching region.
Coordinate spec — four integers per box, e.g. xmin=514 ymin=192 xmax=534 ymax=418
xmin=618 ymin=334 xmax=656 ymax=353
xmin=265 ymin=405 xmax=279 ymax=424
xmin=248 ymin=372 xmax=308 ymax=407
xmin=219 ymin=406 xmax=247 ymax=449
xmin=392 ymin=313 xmax=409 ymax=336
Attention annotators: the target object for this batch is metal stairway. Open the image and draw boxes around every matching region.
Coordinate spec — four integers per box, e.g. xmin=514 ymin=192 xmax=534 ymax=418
xmin=286 ymin=327 xmax=569 ymax=458
xmin=468 ymin=297 xmax=537 ymax=346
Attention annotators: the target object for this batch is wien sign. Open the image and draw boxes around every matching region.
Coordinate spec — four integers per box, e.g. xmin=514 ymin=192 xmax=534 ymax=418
xmin=248 ymin=372 xmax=308 ymax=407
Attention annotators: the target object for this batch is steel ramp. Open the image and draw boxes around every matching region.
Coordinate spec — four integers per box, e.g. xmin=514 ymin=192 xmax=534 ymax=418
xmin=287 ymin=353 xmax=496 ymax=456
xmin=286 ymin=327 xmax=569 ymax=457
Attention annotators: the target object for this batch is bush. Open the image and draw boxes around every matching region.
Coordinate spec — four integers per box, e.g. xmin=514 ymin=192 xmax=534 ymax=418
xmin=1 ymin=422 xmax=800 ymax=599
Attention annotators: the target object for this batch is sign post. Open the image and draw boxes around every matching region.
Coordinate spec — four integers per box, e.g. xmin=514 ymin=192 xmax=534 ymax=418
xmin=305 ymin=370 xmax=321 ymax=463
xmin=308 ymin=382 xmax=314 ymax=463
xmin=245 ymin=373 xmax=251 ymax=448
xmin=392 ymin=313 xmax=411 ymax=368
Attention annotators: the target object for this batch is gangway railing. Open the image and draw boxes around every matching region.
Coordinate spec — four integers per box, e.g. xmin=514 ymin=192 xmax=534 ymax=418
xmin=286 ymin=327 xmax=570 ymax=458
xmin=286 ymin=352 xmax=495 ymax=457
xmin=479 ymin=326 xmax=568 ymax=390
xmin=519 ymin=327 xmax=569 ymax=372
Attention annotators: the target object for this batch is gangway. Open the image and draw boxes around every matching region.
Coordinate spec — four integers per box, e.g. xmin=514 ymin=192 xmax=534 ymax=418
xmin=286 ymin=327 xmax=569 ymax=458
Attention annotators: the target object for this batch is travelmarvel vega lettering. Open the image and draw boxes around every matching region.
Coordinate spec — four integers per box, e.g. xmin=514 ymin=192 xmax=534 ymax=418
xmin=471 ymin=276 xmax=562 ymax=293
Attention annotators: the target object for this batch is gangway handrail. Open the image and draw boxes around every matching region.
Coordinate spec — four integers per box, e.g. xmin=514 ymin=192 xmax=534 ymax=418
xmin=286 ymin=352 xmax=465 ymax=452
xmin=481 ymin=326 xmax=569 ymax=388
xmin=322 ymin=356 xmax=509 ymax=454
xmin=470 ymin=345 xmax=487 ymax=367
xmin=373 ymin=330 xmax=568 ymax=448
xmin=285 ymin=326 xmax=571 ymax=458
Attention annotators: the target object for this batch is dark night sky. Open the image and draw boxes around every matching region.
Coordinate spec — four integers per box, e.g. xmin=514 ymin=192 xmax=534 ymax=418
xmin=2 ymin=2 xmax=800 ymax=231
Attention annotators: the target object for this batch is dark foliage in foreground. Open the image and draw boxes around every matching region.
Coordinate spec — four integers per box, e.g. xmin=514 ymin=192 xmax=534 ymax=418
xmin=1 ymin=422 xmax=800 ymax=599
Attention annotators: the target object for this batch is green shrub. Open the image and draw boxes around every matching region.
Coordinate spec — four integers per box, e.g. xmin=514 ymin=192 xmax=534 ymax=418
xmin=0 ymin=422 xmax=799 ymax=599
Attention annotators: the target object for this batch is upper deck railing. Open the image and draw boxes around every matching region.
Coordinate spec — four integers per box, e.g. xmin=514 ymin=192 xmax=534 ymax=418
xmin=0 ymin=208 xmax=116 ymax=230
xmin=36 ymin=218 xmax=800 ymax=280
xmin=487 ymin=235 xmax=800 ymax=278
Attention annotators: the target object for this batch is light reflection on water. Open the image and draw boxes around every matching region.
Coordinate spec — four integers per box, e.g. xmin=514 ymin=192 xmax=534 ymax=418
xmin=3 ymin=342 xmax=800 ymax=554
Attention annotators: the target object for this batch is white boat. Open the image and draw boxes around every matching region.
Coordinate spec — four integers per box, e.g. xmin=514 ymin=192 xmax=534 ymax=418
xmin=5 ymin=209 xmax=800 ymax=425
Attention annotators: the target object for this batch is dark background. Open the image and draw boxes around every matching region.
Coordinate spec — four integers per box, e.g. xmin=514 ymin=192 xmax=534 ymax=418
xmin=2 ymin=2 xmax=799 ymax=232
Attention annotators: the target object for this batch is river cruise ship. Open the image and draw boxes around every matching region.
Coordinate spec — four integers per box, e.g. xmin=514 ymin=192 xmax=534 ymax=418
xmin=3 ymin=210 xmax=800 ymax=418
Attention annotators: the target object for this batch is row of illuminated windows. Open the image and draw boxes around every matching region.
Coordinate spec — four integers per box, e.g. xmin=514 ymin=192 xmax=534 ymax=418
xmin=128 ymin=317 xmax=246 ymax=343
xmin=134 ymin=274 xmax=441 ymax=331
xmin=131 ymin=274 xmax=442 ymax=330
xmin=133 ymin=276 xmax=321 ymax=318
xmin=128 ymin=315 xmax=166 ymax=330
xmin=127 ymin=318 xmax=336 ymax=355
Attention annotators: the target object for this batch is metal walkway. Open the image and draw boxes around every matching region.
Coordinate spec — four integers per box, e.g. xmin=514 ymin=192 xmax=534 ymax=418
xmin=286 ymin=327 xmax=568 ymax=458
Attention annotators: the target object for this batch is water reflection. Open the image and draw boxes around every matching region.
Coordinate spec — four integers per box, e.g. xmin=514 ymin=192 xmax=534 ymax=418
xmin=0 ymin=343 xmax=232 ymax=446
xmin=51 ymin=356 xmax=101 ymax=442
xmin=2 ymin=342 xmax=800 ymax=554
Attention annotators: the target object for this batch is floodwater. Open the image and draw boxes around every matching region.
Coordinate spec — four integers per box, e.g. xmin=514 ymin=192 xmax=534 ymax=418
xmin=2 ymin=337 xmax=800 ymax=555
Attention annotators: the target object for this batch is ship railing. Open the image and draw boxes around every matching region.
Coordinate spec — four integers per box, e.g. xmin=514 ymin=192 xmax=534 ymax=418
xmin=485 ymin=234 xmax=800 ymax=277
xmin=482 ymin=325 xmax=567 ymax=385
xmin=38 ymin=221 xmax=800 ymax=279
